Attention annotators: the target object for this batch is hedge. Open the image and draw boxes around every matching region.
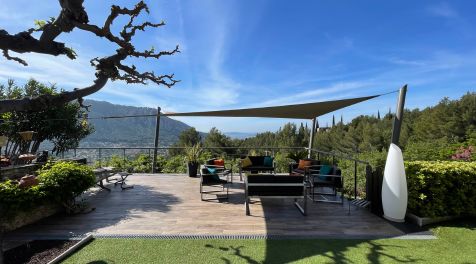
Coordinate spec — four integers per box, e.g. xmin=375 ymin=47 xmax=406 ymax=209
xmin=406 ymin=161 xmax=476 ymax=217
xmin=0 ymin=161 xmax=95 ymax=221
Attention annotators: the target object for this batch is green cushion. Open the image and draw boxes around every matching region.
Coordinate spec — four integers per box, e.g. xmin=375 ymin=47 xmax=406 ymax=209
xmin=318 ymin=165 xmax=333 ymax=181
xmin=263 ymin=156 xmax=273 ymax=167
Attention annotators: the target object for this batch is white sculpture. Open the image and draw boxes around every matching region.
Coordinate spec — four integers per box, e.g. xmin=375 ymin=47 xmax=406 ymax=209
xmin=382 ymin=143 xmax=407 ymax=222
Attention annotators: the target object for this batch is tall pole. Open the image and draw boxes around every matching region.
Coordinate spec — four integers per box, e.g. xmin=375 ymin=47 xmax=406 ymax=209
xmin=391 ymin=85 xmax=407 ymax=146
xmin=308 ymin=117 xmax=317 ymax=158
xmin=152 ymin=107 xmax=161 ymax=173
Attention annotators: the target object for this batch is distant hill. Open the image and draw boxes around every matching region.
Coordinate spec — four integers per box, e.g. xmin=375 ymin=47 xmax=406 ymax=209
xmin=224 ymin=132 xmax=257 ymax=139
xmin=80 ymin=100 xmax=192 ymax=147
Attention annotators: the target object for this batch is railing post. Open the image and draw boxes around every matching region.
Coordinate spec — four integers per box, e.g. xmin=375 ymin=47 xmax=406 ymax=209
xmin=123 ymin=148 xmax=126 ymax=165
xmin=74 ymin=149 xmax=77 ymax=157
xmin=308 ymin=117 xmax=316 ymax=158
xmin=354 ymin=160 xmax=358 ymax=200
xmin=365 ymin=164 xmax=372 ymax=201
xmin=98 ymin=148 xmax=102 ymax=167
xmin=391 ymin=85 xmax=407 ymax=146
xmin=152 ymin=107 xmax=161 ymax=173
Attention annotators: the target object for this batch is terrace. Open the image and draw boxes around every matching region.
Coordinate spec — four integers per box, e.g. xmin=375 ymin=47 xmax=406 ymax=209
xmin=4 ymin=141 xmax=428 ymax=245
xmin=5 ymin=173 xmax=408 ymax=240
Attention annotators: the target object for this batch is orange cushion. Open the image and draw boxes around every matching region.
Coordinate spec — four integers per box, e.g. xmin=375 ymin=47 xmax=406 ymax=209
xmin=298 ymin=159 xmax=312 ymax=170
xmin=213 ymin=159 xmax=225 ymax=167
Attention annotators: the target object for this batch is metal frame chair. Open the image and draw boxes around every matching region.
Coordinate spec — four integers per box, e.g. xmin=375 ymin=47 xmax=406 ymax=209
xmin=307 ymin=164 xmax=344 ymax=204
xmin=200 ymin=165 xmax=229 ymax=201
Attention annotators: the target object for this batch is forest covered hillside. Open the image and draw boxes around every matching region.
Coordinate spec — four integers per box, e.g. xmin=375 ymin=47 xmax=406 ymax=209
xmin=80 ymin=100 xmax=192 ymax=147
xmin=235 ymin=92 xmax=476 ymax=163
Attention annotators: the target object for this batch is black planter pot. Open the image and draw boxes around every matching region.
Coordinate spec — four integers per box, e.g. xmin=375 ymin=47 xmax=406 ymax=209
xmin=187 ymin=162 xmax=199 ymax=177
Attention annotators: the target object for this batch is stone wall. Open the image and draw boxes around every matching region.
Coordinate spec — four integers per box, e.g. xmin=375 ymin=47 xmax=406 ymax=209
xmin=0 ymin=163 xmax=43 ymax=181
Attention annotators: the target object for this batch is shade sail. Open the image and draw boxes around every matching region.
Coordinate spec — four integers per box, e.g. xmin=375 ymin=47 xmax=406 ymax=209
xmin=163 ymin=95 xmax=379 ymax=119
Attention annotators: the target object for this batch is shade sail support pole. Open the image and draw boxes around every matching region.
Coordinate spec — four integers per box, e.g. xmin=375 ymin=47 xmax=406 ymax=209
xmin=152 ymin=107 xmax=161 ymax=173
xmin=391 ymin=85 xmax=407 ymax=146
xmin=308 ymin=117 xmax=316 ymax=158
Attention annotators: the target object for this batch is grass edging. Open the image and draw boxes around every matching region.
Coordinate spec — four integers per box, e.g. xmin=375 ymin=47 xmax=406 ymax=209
xmin=406 ymin=213 xmax=459 ymax=227
xmin=47 ymin=234 xmax=93 ymax=264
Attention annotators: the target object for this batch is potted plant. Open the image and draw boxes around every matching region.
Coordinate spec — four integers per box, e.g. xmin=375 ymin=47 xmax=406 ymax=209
xmin=185 ymin=144 xmax=202 ymax=177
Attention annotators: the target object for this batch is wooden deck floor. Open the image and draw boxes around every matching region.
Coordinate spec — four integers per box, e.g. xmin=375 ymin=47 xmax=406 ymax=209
xmin=6 ymin=174 xmax=405 ymax=239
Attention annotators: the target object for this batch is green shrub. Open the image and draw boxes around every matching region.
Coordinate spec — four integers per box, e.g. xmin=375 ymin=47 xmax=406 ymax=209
xmin=128 ymin=154 xmax=152 ymax=173
xmin=403 ymin=140 xmax=455 ymax=161
xmin=1 ymin=161 xmax=95 ymax=220
xmin=324 ymin=150 xmax=386 ymax=198
xmin=274 ymin=153 xmax=292 ymax=173
xmin=406 ymin=161 xmax=476 ymax=217
xmin=37 ymin=161 xmax=95 ymax=211
xmin=0 ymin=181 xmax=45 ymax=221
xmin=162 ymin=155 xmax=186 ymax=173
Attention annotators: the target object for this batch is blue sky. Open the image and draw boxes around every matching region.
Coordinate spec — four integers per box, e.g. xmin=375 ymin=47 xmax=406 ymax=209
xmin=1 ymin=1 xmax=475 ymax=133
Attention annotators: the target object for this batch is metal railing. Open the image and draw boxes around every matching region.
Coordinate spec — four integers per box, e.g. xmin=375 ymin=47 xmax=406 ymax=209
xmin=308 ymin=148 xmax=372 ymax=200
xmin=52 ymin=146 xmax=372 ymax=201
xmin=56 ymin=146 xmax=306 ymax=164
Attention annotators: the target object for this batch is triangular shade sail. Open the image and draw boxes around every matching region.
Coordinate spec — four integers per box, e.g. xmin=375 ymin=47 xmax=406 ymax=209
xmin=163 ymin=95 xmax=379 ymax=119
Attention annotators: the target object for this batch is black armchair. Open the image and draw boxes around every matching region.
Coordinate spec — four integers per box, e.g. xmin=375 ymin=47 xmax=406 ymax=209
xmin=203 ymin=158 xmax=233 ymax=182
xmin=289 ymin=158 xmax=320 ymax=175
xmin=200 ymin=165 xmax=229 ymax=201
xmin=308 ymin=164 xmax=344 ymax=204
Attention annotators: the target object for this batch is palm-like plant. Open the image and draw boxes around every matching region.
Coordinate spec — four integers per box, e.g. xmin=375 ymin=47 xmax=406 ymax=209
xmin=184 ymin=144 xmax=202 ymax=177
xmin=185 ymin=144 xmax=203 ymax=164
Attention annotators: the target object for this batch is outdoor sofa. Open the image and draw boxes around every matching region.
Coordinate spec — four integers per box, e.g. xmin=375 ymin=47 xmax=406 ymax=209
xmin=245 ymin=173 xmax=307 ymax=215
xmin=239 ymin=155 xmax=275 ymax=180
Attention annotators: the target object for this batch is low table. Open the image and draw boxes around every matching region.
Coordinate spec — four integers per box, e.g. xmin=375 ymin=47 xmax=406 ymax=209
xmin=244 ymin=173 xmax=307 ymax=216
xmin=94 ymin=167 xmax=133 ymax=191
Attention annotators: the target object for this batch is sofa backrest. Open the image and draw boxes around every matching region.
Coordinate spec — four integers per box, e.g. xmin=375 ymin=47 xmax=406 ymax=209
xmin=248 ymin=156 xmax=266 ymax=166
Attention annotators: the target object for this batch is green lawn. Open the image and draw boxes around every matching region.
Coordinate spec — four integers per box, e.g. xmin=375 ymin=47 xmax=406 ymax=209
xmin=63 ymin=219 xmax=475 ymax=264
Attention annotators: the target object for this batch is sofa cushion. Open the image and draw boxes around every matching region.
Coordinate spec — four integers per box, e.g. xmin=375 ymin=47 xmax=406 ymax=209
xmin=263 ymin=156 xmax=273 ymax=167
xmin=247 ymin=175 xmax=304 ymax=183
xmin=242 ymin=166 xmax=275 ymax=171
xmin=318 ymin=165 xmax=333 ymax=181
xmin=241 ymin=157 xmax=253 ymax=168
xmin=248 ymin=156 xmax=265 ymax=165
xmin=214 ymin=159 xmax=225 ymax=166
xmin=298 ymin=159 xmax=312 ymax=170
xmin=202 ymin=174 xmax=223 ymax=183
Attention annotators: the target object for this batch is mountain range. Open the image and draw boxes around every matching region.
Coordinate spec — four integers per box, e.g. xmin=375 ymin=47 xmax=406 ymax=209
xmin=81 ymin=100 xmax=191 ymax=147
xmin=80 ymin=100 xmax=254 ymax=147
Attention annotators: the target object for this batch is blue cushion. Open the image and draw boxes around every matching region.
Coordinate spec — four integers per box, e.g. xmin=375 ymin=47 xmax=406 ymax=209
xmin=263 ymin=156 xmax=273 ymax=167
xmin=318 ymin=165 xmax=333 ymax=181
xmin=207 ymin=168 xmax=216 ymax=174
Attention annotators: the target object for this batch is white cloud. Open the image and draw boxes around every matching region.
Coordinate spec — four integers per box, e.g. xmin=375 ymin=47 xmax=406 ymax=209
xmin=254 ymin=81 xmax=371 ymax=107
xmin=0 ymin=52 xmax=95 ymax=88
xmin=427 ymin=2 xmax=459 ymax=18
xmin=387 ymin=57 xmax=427 ymax=66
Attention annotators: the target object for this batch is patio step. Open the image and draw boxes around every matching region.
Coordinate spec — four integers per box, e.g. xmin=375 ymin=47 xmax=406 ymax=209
xmin=351 ymin=199 xmax=371 ymax=208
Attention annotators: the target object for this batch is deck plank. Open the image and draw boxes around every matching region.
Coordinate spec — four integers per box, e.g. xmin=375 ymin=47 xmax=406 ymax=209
xmin=5 ymin=174 xmax=404 ymax=239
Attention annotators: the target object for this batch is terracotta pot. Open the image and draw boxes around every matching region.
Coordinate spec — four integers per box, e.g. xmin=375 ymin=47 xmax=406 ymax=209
xmin=18 ymin=174 xmax=39 ymax=188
